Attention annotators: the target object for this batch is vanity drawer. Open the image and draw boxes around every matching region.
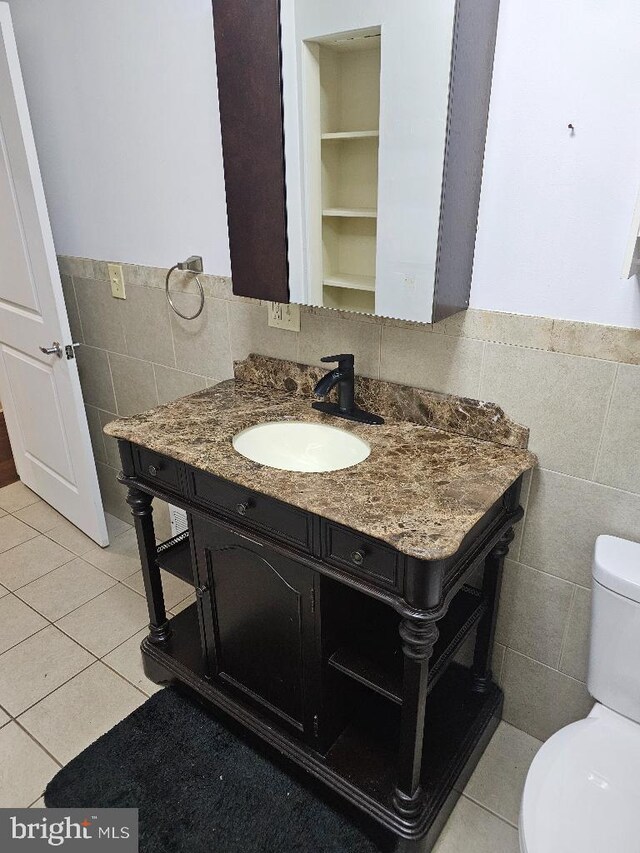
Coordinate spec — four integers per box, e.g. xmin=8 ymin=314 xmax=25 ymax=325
xmin=133 ymin=446 xmax=183 ymax=493
xmin=189 ymin=470 xmax=312 ymax=551
xmin=321 ymin=522 xmax=400 ymax=588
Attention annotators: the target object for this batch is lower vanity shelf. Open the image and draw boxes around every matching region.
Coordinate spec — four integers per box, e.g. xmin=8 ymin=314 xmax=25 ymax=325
xmin=327 ymin=585 xmax=486 ymax=705
xmin=142 ymin=601 xmax=502 ymax=839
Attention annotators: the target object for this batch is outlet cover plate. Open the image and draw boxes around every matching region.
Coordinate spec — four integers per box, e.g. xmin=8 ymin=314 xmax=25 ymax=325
xmin=268 ymin=302 xmax=300 ymax=331
xmin=108 ymin=263 xmax=126 ymax=299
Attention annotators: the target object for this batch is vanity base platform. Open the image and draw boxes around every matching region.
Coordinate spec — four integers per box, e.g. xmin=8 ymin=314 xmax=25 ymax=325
xmin=142 ymin=604 xmax=502 ymax=852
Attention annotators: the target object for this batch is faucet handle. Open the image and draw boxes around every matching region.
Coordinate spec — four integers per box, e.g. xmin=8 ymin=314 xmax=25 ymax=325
xmin=320 ymin=354 xmax=354 ymax=369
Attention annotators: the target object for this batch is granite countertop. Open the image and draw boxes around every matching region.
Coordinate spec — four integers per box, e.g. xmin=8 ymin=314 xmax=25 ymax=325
xmin=104 ymin=355 xmax=536 ymax=562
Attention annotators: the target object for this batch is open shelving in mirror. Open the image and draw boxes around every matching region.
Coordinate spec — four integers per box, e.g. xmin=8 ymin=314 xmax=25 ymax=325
xmin=313 ymin=28 xmax=381 ymax=316
xmin=321 ymin=130 xmax=379 ymax=141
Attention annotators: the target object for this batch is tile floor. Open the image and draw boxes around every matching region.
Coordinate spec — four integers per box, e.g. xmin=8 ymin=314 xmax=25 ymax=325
xmin=0 ymin=479 xmax=542 ymax=851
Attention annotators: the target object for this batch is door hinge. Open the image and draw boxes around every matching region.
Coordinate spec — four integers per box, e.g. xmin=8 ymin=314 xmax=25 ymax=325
xmin=65 ymin=343 xmax=80 ymax=360
xmin=310 ymin=586 xmax=316 ymax=613
xmin=313 ymin=714 xmax=319 ymax=738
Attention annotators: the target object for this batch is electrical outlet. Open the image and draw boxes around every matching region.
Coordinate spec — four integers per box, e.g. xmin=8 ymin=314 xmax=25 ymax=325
xmin=108 ymin=263 xmax=126 ymax=299
xmin=267 ymin=302 xmax=300 ymax=331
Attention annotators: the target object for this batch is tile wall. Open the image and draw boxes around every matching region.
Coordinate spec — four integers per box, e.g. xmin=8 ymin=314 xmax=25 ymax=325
xmin=58 ymin=255 xmax=640 ymax=742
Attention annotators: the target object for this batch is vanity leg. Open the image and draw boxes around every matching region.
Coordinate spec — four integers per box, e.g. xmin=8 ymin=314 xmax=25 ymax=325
xmin=471 ymin=527 xmax=514 ymax=693
xmin=126 ymin=487 xmax=170 ymax=644
xmin=393 ymin=618 xmax=439 ymax=821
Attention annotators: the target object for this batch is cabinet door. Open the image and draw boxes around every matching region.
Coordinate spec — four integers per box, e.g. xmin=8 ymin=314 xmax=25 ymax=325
xmin=192 ymin=515 xmax=317 ymax=737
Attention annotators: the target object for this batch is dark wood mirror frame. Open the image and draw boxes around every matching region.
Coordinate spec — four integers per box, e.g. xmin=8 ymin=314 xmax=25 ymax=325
xmin=212 ymin=0 xmax=289 ymax=304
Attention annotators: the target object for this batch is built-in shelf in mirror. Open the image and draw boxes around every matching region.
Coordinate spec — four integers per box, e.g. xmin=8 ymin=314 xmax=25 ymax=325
xmin=315 ymin=30 xmax=381 ymax=314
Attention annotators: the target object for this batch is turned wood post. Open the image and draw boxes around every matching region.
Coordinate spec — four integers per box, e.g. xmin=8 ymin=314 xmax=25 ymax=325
xmin=126 ymin=487 xmax=171 ymax=644
xmin=472 ymin=527 xmax=515 ymax=692
xmin=393 ymin=618 xmax=439 ymax=819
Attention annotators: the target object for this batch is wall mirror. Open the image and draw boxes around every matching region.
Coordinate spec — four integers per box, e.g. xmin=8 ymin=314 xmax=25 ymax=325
xmin=212 ymin=0 xmax=500 ymax=324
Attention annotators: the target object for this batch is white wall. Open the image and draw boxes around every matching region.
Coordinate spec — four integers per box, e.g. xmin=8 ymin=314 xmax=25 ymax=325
xmin=6 ymin=0 xmax=640 ymax=327
xmin=471 ymin=0 xmax=640 ymax=327
xmin=6 ymin=0 xmax=231 ymax=276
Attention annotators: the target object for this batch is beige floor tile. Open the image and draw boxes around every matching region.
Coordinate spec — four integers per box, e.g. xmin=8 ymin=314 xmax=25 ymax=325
xmin=0 ymin=583 xmax=7 ymax=598
xmin=14 ymin=501 xmax=65 ymax=533
xmin=0 ymin=536 xmax=75 ymax=591
xmin=16 ymin=558 xmax=117 ymax=621
xmin=464 ymin=722 xmax=542 ymax=826
xmin=105 ymin=513 xmax=131 ymax=540
xmin=18 ymin=662 xmax=145 ymax=765
xmin=170 ymin=594 xmax=196 ymax=615
xmin=124 ymin=568 xmax=192 ymax=609
xmin=0 ymin=516 xmax=39 ymax=554
xmin=103 ymin=629 xmax=163 ymax=696
xmin=0 ymin=595 xmax=47 ymax=655
xmin=83 ymin=529 xmax=141 ymax=580
xmin=433 ymin=797 xmax=519 ymax=853
xmin=56 ymin=585 xmax=149 ymax=657
xmin=0 ymin=625 xmax=94 ymax=716
xmin=0 ymin=706 xmax=10 ymax=727
xmin=0 ymin=506 xmax=6 ymax=517
xmin=45 ymin=520 xmax=98 ymax=557
xmin=0 ymin=481 xmax=41 ymax=513
xmin=0 ymin=723 xmax=59 ymax=807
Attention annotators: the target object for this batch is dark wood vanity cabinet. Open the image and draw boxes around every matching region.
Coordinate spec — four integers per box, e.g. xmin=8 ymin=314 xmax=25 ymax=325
xmin=119 ymin=439 xmax=523 ymax=852
xmin=192 ymin=515 xmax=319 ymax=741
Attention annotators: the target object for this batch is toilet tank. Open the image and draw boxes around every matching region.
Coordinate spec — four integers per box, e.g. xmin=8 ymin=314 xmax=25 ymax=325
xmin=588 ymin=536 xmax=640 ymax=724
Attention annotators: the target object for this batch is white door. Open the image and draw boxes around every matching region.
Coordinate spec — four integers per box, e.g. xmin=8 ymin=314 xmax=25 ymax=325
xmin=0 ymin=3 xmax=108 ymax=546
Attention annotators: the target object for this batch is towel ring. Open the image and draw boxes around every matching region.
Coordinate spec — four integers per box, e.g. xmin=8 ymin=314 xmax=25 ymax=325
xmin=165 ymin=256 xmax=205 ymax=321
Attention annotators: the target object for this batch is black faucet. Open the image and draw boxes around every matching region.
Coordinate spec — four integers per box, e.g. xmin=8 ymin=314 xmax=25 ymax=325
xmin=312 ymin=354 xmax=384 ymax=425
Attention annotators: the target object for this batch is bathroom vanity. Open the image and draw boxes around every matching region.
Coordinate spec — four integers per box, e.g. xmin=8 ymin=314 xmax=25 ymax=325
xmin=105 ymin=355 xmax=535 ymax=852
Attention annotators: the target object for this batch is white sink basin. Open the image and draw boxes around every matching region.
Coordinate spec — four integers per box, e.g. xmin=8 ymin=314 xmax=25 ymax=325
xmin=232 ymin=420 xmax=371 ymax=473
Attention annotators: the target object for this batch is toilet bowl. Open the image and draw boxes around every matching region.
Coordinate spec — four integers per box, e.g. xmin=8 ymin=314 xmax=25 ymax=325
xmin=519 ymin=535 xmax=640 ymax=853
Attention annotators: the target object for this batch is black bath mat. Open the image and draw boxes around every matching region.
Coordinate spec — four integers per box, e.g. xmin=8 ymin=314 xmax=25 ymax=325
xmin=45 ymin=688 xmax=389 ymax=853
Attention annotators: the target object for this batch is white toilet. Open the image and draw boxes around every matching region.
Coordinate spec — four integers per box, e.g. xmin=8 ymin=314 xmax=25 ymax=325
xmin=519 ymin=535 xmax=640 ymax=853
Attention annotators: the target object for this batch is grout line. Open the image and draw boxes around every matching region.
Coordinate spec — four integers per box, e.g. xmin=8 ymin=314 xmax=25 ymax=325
xmin=168 ymin=298 xmax=179 ymax=371
xmin=512 ymin=471 xmax=534 ymax=563
xmin=527 ymin=464 xmax=640 ymax=499
xmin=476 ymin=340 xmax=488 ymax=399
xmin=556 ymin=585 xmax=578 ymax=672
xmin=69 ymin=275 xmax=86 ymax=344
xmin=98 ymin=657 xmax=156 ymax=701
xmin=4 ymin=552 xmax=79 ymax=593
xmin=591 ymin=362 xmax=619 ymax=482
xmin=225 ymin=300 xmax=235 ymax=368
xmin=13 ymin=575 xmax=120 ymax=624
xmin=0 ymin=614 xmax=51 ymax=658
xmin=87 ymin=403 xmax=110 ymax=465
xmin=13 ymin=718 xmax=63 ymax=769
xmin=461 ymin=792 xmax=518 ymax=830
xmin=504 ymin=646 xmax=589 ymax=685
xmin=105 ymin=351 xmax=119 ymax=417
xmin=13 ymin=659 xmax=98 ymax=719
xmin=151 ymin=363 xmax=161 ymax=407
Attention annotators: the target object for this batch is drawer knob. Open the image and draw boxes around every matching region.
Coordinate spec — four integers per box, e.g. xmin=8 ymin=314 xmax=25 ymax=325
xmin=148 ymin=464 xmax=159 ymax=476
xmin=351 ymin=549 xmax=366 ymax=566
xmin=236 ymin=501 xmax=250 ymax=516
